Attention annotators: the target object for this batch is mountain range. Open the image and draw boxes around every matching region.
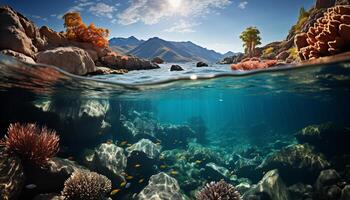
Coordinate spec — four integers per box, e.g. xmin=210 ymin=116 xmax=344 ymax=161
xmin=109 ymin=36 xmax=238 ymax=63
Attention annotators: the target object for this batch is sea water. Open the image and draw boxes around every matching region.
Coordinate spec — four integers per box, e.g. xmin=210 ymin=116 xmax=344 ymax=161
xmin=1 ymin=54 xmax=350 ymax=199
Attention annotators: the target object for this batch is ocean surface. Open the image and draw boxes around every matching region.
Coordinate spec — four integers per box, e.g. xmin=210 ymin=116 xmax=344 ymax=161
xmin=1 ymin=54 xmax=350 ymax=199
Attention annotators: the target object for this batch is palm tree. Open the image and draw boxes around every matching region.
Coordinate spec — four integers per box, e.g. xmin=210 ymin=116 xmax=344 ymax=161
xmin=240 ymin=27 xmax=262 ymax=58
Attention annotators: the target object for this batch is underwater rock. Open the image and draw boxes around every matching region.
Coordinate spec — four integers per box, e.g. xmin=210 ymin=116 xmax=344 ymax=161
xmin=295 ymin=5 xmax=350 ymax=60
xmin=121 ymin=111 xmax=159 ymax=140
xmin=341 ymin=185 xmax=350 ymax=200
xmin=94 ymin=143 xmax=127 ymax=178
xmin=0 ymin=49 xmax=35 ymax=64
xmin=184 ymin=143 xmax=225 ymax=167
xmin=170 ymin=65 xmax=184 ymax=71
xmin=156 ymin=124 xmax=195 ymax=150
xmin=235 ymin=182 xmax=251 ymax=195
xmin=36 ymin=47 xmax=96 ymax=75
xmin=243 ymin=169 xmax=290 ymax=200
xmin=258 ymin=144 xmax=330 ymax=184
xmin=231 ymin=154 xmax=263 ymax=183
xmin=287 ymin=183 xmax=313 ymax=200
xmin=202 ymin=163 xmax=235 ymax=183
xmin=196 ymin=61 xmax=209 ymax=67
xmin=126 ymin=139 xmax=161 ymax=159
xmin=0 ymin=6 xmax=44 ymax=58
xmin=314 ymin=169 xmax=342 ymax=200
xmin=152 ymin=57 xmax=164 ymax=64
xmin=295 ymin=123 xmax=350 ymax=156
xmin=137 ymin=172 xmax=185 ymax=200
xmin=20 ymin=157 xmax=86 ymax=198
xmin=0 ymin=146 xmax=25 ymax=200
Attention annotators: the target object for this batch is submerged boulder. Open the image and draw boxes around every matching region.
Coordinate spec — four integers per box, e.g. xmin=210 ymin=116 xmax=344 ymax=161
xmin=258 ymin=144 xmax=330 ymax=184
xmin=196 ymin=61 xmax=209 ymax=67
xmin=156 ymin=124 xmax=195 ymax=150
xmin=170 ymin=65 xmax=184 ymax=71
xmin=137 ymin=172 xmax=185 ymax=200
xmin=126 ymin=139 xmax=161 ymax=159
xmin=0 ymin=147 xmax=25 ymax=200
xmin=36 ymin=47 xmax=96 ymax=75
xmin=243 ymin=169 xmax=290 ymax=200
xmin=314 ymin=169 xmax=342 ymax=200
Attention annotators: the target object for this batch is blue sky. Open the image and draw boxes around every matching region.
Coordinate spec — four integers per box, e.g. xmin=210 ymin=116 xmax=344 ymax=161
xmin=0 ymin=0 xmax=315 ymax=53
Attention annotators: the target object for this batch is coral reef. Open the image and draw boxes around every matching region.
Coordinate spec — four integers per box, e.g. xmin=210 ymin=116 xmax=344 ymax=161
xmin=1 ymin=123 xmax=59 ymax=166
xmin=196 ymin=179 xmax=241 ymax=200
xmin=231 ymin=57 xmax=278 ymax=70
xmin=62 ymin=12 xmax=109 ymax=48
xmin=62 ymin=170 xmax=111 ymax=200
xmin=295 ymin=5 xmax=350 ymax=60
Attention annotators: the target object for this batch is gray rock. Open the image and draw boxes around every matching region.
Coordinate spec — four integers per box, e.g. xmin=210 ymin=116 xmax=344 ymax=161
xmin=0 ymin=49 xmax=35 ymax=63
xmin=137 ymin=172 xmax=185 ymax=200
xmin=203 ymin=162 xmax=235 ymax=182
xmin=315 ymin=169 xmax=341 ymax=191
xmin=243 ymin=169 xmax=290 ymax=200
xmin=0 ymin=147 xmax=25 ymax=200
xmin=94 ymin=143 xmax=127 ymax=177
xmin=36 ymin=46 xmax=96 ymax=75
xmin=170 ymin=65 xmax=184 ymax=71
xmin=341 ymin=185 xmax=350 ymax=200
xmin=126 ymin=139 xmax=161 ymax=159
xmin=196 ymin=61 xmax=209 ymax=67
xmin=288 ymin=183 xmax=313 ymax=200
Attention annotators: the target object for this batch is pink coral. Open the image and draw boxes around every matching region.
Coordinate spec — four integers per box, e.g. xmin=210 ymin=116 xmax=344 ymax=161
xmin=231 ymin=58 xmax=277 ymax=70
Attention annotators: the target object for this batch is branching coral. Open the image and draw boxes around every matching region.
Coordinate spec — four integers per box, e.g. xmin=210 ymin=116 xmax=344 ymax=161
xmin=295 ymin=5 xmax=350 ymax=60
xmin=62 ymin=12 xmax=109 ymax=48
xmin=196 ymin=180 xmax=241 ymax=200
xmin=62 ymin=170 xmax=111 ymax=200
xmin=1 ymin=123 xmax=59 ymax=166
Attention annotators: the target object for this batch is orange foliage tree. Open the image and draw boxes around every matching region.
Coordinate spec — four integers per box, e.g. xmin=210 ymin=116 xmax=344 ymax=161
xmin=62 ymin=12 xmax=109 ymax=48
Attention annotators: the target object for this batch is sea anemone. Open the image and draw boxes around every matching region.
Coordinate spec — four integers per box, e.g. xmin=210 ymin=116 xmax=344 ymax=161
xmin=1 ymin=123 xmax=59 ymax=166
xmin=62 ymin=170 xmax=112 ymax=200
xmin=196 ymin=180 xmax=241 ymax=200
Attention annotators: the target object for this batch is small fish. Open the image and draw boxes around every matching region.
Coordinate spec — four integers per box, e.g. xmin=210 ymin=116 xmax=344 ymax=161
xmin=120 ymin=181 xmax=127 ymax=187
xmin=120 ymin=141 xmax=128 ymax=146
xmin=138 ymin=178 xmax=144 ymax=183
xmin=194 ymin=160 xmax=202 ymax=164
xmin=25 ymin=184 xmax=37 ymax=190
xmin=160 ymin=165 xmax=167 ymax=169
xmin=134 ymin=164 xmax=141 ymax=168
xmin=170 ymin=170 xmax=179 ymax=175
xmin=126 ymin=176 xmax=134 ymax=180
xmin=125 ymin=183 xmax=131 ymax=189
xmin=110 ymin=189 xmax=120 ymax=196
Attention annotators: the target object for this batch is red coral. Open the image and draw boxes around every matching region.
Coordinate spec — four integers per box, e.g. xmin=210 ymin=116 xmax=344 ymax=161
xmin=231 ymin=58 xmax=277 ymax=70
xmin=1 ymin=123 xmax=60 ymax=166
xmin=63 ymin=12 xmax=109 ymax=48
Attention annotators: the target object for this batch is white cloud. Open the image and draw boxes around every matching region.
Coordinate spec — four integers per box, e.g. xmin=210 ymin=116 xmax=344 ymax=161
xmin=238 ymin=1 xmax=248 ymax=9
xmin=164 ymin=20 xmax=199 ymax=33
xmin=88 ymin=3 xmax=116 ymax=19
xmin=118 ymin=0 xmax=232 ymax=25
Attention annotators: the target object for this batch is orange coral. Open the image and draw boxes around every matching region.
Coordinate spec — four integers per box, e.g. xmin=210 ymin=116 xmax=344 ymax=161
xmin=63 ymin=12 xmax=109 ymax=48
xmin=231 ymin=58 xmax=277 ymax=70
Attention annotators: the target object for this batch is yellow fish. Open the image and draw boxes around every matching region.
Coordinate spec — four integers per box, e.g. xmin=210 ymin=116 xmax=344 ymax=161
xmin=160 ymin=165 xmax=167 ymax=169
xmin=134 ymin=164 xmax=141 ymax=168
xmin=120 ymin=182 xmax=127 ymax=187
xmin=138 ymin=178 xmax=144 ymax=183
xmin=195 ymin=160 xmax=202 ymax=164
xmin=110 ymin=189 xmax=120 ymax=196
xmin=170 ymin=170 xmax=179 ymax=175
xmin=126 ymin=176 xmax=134 ymax=180
xmin=120 ymin=141 xmax=128 ymax=146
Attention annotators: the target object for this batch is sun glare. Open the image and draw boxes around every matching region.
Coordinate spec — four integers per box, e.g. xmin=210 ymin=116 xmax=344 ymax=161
xmin=168 ymin=0 xmax=182 ymax=8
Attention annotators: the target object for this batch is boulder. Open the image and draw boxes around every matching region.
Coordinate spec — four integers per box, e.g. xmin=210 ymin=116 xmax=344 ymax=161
xmin=276 ymin=51 xmax=290 ymax=61
xmin=151 ymin=57 xmax=164 ymax=64
xmin=288 ymin=183 xmax=313 ymax=200
xmin=94 ymin=143 xmax=127 ymax=178
xmin=219 ymin=53 xmax=244 ymax=64
xmin=202 ymin=162 xmax=234 ymax=182
xmin=0 ymin=6 xmax=43 ymax=57
xmin=314 ymin=169 xmax=342 ymax=200
xmin=170 ymin=65 xmax=184 ymax=71
xmin=126 ymin=139 xmax=161 ymax=159
xmin=243 ymin=169 xmax=290 ymax=200
xmin=36 ymin=47 xmax=96 ymax=75
xmin=1 ymin=49 xmax=35 ymax=64
xmin=101 ymin=53 xmax=159 ymax=71
xmin=233 ymin=155 xmax=263 ymax=183
xmin=295 ymin=123 xmax=350 ymax=156
xmin=137 ymin=172 xmax=185 ymax=200
xmin=196 ymin=61 xmax=209 ymax=67
xmin=0 ymin=147 xmax=25 ymax=200
xmin=39 ymin=26 xmax=68 ymax=48
xmin=258 ymin=144 xmax=330 ymax=184
xmin=341 ymin=185 xmax=350 ymax=200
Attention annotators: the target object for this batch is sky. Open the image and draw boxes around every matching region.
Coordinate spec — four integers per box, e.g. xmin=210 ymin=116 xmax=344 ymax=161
xmin=0 ymin=0 xmax=315 ymax=53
